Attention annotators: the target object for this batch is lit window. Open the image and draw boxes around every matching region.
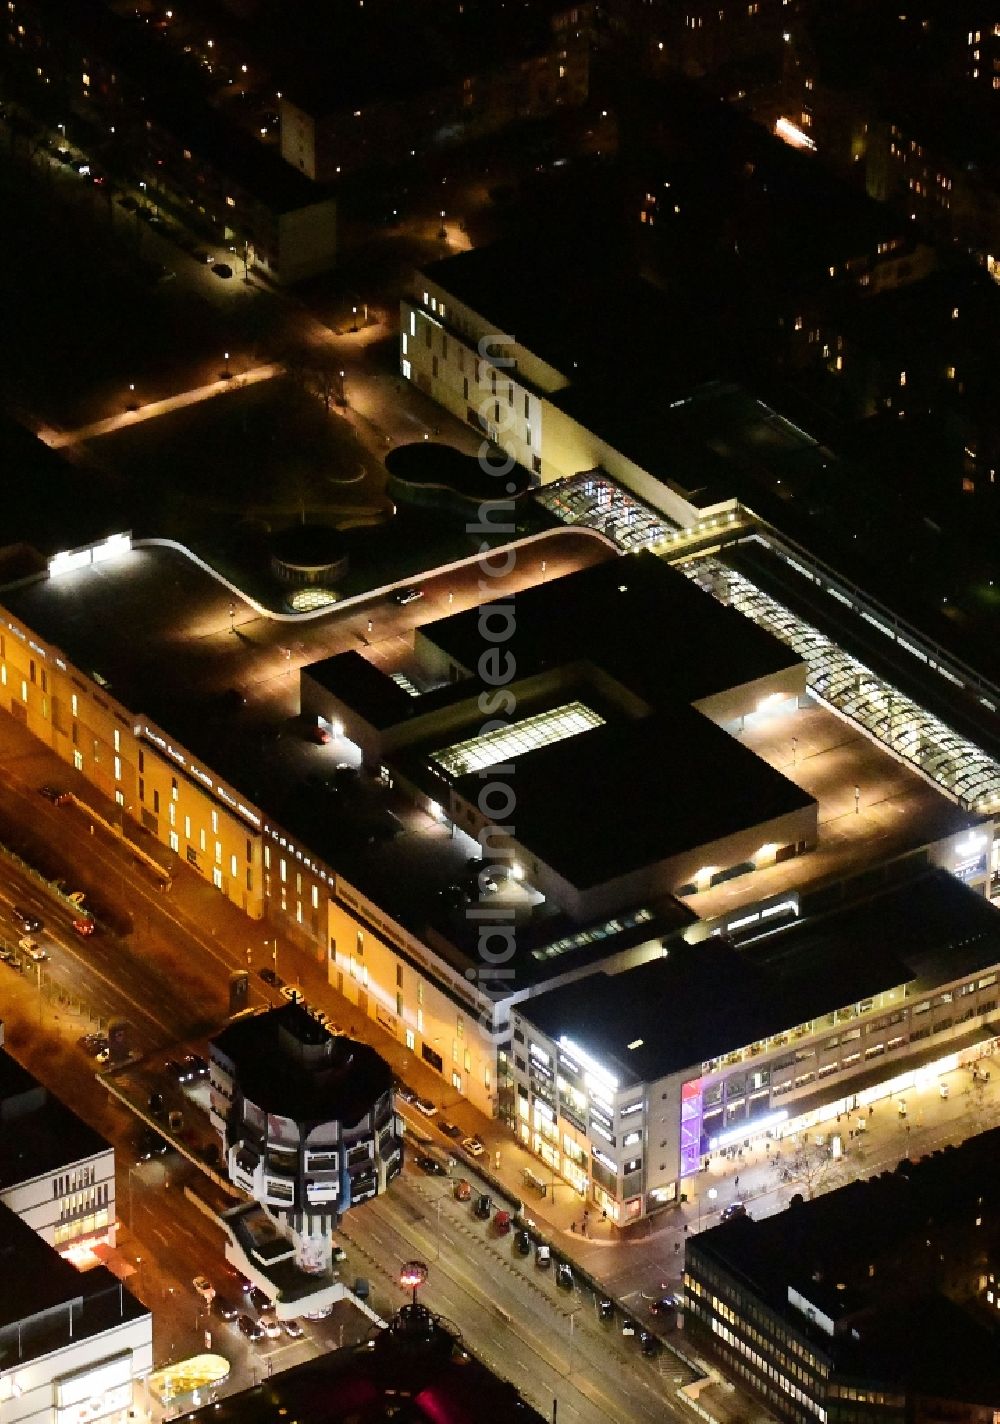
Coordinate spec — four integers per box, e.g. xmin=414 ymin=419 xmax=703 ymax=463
xmin=226 ymin=196 xmax=236 ymax=208
xmin=114 ymin=755 xmax=122 ymax=781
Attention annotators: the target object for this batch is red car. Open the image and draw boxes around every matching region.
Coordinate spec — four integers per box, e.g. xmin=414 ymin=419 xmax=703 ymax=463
xmin=72 ymin=917 xmax=96 ymax=937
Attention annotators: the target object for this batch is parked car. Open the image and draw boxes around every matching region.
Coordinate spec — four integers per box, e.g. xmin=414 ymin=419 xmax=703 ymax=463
xmin=136 ymin=1130 xmax=168 ymax=1161
xmin=39 ymin=784 xmax=69 ymax=803
xmin=413 ymin=1096 xmax=438 ymax=1117
xmin=621 ymin=1318 xmax=637 ymax=1338
xmin=462 ymin=1135 xmax=485 ymax=1158
xmin=223 ymin=1266 xmax=254 ymax=1295
xmin=556 ymin=1263 xmax=574 ymax=1290
xmin=415 ymin=1154 xmax=447 ymax=1176
xmin=721 ymin=1202 xmax=747 ymax=1222
xmin=192 ymin=1275 xmax=215 ymax=1301
xmin=0 ymin=948 xmax=20 ymax=967
xmin=473 ymin=1193 xmax=492 ymax=1220
xmin=393 ymin=1081 xmax=416 ymax=1104
xmin=514 ymin=1229 xmax=532 ymax=1256
xmin=536 ymin=1244 xmax=551 ymax=1268
xmin=185 ymin=1053 xmax=209 ymax=1078
xmin=249 ymin=1287 xmax=272 ymax=1313
xmin=303 ymin=1304 xmax=333 ymax=1321
xmin=148 ymin=1091 xmax=165 ymax=1119
xmin=494 ymin=1210 xmax=512 ymax=1235
xmin=238 ymin=1314 xmax=264 ymax=1341
xmin=13 ymin=907 xmax=42 ymax=933
xmin=392 ymin=587 xmax=424 ymax=606
xmin=649 ymin=1295 xmax=677 ymax=1318
xmin=640 ymin=1330 xmax=659 ymax=1357
xmin=259 ymin=1316 xmax=282 ymax=1339
xmin=66 ymin=890 xmax=87 ymax=906
xmin=198 ymin=1142 xmax=221 ymax=1167
xmin=439 ymin=1121 xmax=462 ymax=1139
xmin=19 ymin=937 xmax=47 ymax=962
xmin=332 ymin=1244 xmax=347 ymax=1263
xmin=215 ymin=1296 xmax=240 ymax=1321
xmin=598 ymin=1297 xmax=615 ymax=1322
xmin=283 ymin=1319 xmax=305 ymax=1339
xmin=72 ymin=917 xmax=96 ymax=937
xmin=259 ymin=967 xmax=282 ymax=987
xmin=454 ymin=1178 xmax=472 ymax=1202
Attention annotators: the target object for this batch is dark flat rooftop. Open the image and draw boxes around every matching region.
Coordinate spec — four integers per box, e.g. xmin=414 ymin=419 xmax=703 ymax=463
xmin=525 ymin=870 xmax=1000 ymax=1083
xmin=424 ymin=551 xmax=804 ymax=711
xmin=0 ymin=1201 xmax=147 ymax=1344
xmin=305 ymin=650 xmax=419 ymax=731
xmin=0 ymin=1050 xmax=111 ymax=1188
xmin=422 ymin=239 xmax=678 ymax=392
xmin=211 ymin=1003 xmax=392 ymax=1128
xmin=690 ymin=1125 xmax=1000 ymax=1401
xmin=438 ymin=707 xmax=814 ymax=890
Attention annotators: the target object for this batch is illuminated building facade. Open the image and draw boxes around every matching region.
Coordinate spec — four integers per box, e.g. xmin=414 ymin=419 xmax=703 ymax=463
xmin=685 ymin=1125 xmax=1000 ymax=1424
xmin=0 ymin=1210 xmax=150 ymax=1424
xmin=0 ymin=1026 xmax=116 ymax=1265
xmin=209 ymin=1003 xmax=402 ymax=1281
xmin=511 ymin=870 xmax=1000 ymax=1222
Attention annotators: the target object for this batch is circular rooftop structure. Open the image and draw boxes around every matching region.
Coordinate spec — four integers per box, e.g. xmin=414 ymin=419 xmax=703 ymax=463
xmin=269 ymin=524 xmax=349 ymax=587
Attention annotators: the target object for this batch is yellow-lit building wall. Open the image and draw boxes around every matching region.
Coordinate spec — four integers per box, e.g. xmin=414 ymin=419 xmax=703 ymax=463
xmin=328 ymin=886 xmax=498 ymax=1118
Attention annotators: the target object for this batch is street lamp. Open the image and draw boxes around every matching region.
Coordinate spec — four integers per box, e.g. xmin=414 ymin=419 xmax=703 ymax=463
xmin=223 ymin=351 xmax=231 ymax=380
xmin=351 ymin=305 xmax=358 ymax=332
xmin=698 ymin=1185 xmax=718 ymax=1231
xmin=439 ymin=210 xmax=447 ymax=239
xmin=127 ymin=1163 xmax=143 ymax=1230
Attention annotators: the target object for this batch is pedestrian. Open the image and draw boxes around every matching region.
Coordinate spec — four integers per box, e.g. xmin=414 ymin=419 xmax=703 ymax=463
xmin=674 ymin=1241 xmax=680 ymax=1253
xmin=602 ymin=1209 xmax=607 ymax=1222
xmin=89 ymin=823 xmax=95 ymax=836
xmin=734 ymin=1175 xmax=739 ymax=1187
xmin=869 ymin=1105 xmax=875 ymax=1118
xmin=571 ymin=1221 xmax=577 ymax=1234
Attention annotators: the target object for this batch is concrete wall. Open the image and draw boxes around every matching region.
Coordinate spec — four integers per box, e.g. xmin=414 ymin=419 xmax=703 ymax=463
xmin=0 ymin=1149 xmax=116 ymax=1253
xmin=0 ymin=1311 xmax=153 ymax=1424
xmin=328 ymin=884 xmax=498 ymax=1117
xmin=276 ymin=197 xmax=338 ymax=285
xmin=402 ymin=296 xmax=738 ymax=527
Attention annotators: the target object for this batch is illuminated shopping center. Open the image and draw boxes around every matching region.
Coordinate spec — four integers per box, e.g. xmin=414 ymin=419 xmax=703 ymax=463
xmin=4 ymin=498 xmax=1000 ymax=1224
xmin=511 ymin=869 xmax=1000 ymax=1221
